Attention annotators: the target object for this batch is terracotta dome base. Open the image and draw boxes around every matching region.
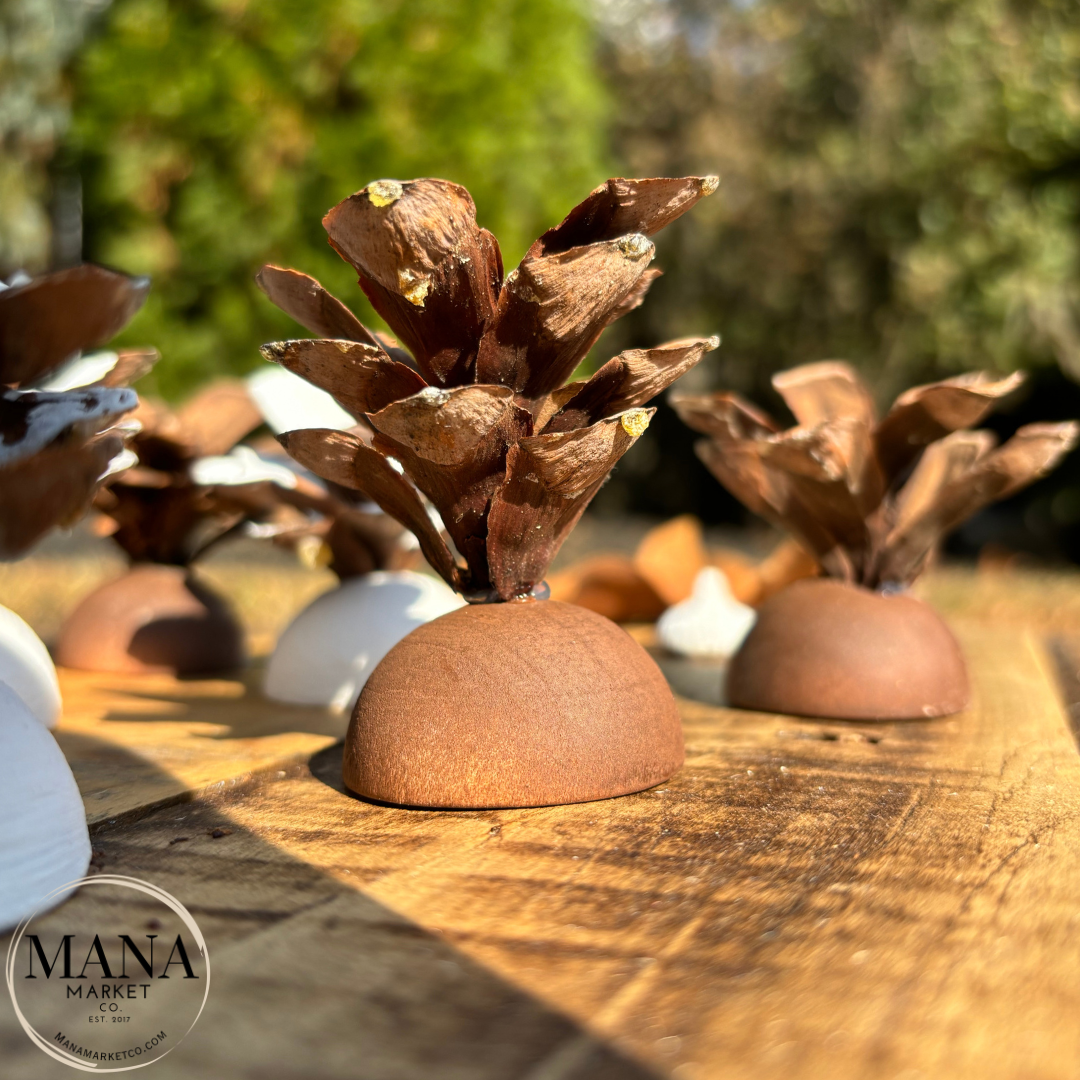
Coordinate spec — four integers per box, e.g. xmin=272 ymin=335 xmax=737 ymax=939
xmin=345 ymin=600 xmax=684 ymax=809
xmin=55 ymin=564 xmax=244 ymax=675
xmin=726 ymin=578 xmax=969 ymax=721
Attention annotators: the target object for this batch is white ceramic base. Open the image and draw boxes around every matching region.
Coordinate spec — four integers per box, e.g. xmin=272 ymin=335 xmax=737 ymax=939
xmin=0 ymin=605 xmax=61 ymax=728
xmin=264 ymin=571 xmax=465 ymax=712
xmin=0 ymin=682 xmax=90 ymax=931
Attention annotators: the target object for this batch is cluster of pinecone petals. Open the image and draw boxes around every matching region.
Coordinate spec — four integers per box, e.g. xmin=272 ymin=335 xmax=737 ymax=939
xmin=672 ymin=363 xmax=1079 ymax=587
xmin=0 ymin=266 xmax=154 ymax=558
xmin=261 ymin=175 xmax=721 ymax=600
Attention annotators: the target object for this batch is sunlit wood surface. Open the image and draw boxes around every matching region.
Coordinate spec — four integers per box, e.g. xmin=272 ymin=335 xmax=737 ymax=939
xmin=3 ymin=565 xmax=1080 ymax=1080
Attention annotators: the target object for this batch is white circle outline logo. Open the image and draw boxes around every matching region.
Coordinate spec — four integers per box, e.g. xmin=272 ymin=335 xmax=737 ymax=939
xmin=5 ymin=875 xmax=211 ymax=1072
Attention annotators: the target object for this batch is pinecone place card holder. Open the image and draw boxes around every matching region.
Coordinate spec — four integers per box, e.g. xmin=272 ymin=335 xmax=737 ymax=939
xmin=673 ymin=362 xmax=1078 ymax=721
xmin=266 ymin=174 xmax=720 ymax=808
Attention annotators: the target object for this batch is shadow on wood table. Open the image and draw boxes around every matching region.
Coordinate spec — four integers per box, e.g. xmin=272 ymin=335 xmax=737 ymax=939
xmin=3 ymin=615 xmax=1080 ymax=1080
xmin=0 ymin=732 xmax=657 ymax=1080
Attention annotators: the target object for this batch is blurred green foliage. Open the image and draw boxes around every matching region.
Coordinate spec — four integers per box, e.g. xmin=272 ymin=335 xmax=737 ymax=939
xmin=65 ymin=0 xmax=610 ymax=398
xmin=601 ymin=0 xmax=1080 ymax=406
xmin=0 ymin=0 xmax=101 ymax=273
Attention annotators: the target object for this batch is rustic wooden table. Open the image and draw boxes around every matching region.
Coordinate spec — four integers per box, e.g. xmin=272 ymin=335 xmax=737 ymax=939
xmin=3 ymin=567 xmax=1080 ymax=1080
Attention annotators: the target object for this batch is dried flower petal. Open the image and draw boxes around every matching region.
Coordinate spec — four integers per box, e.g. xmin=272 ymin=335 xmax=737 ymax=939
xmin=475 ymin=235 xmax=656 ymax=395
xmin=879 ymin=421 xmax=1079 ymax=583
xmin=256 ymin=265 xmax=381 ymax=347
xmin=260 ymin=339 xmax=426 ymax=419
xmin=693 ymin=439 xmax=774 ymax=520
xmin=367 ymin=385 xmax=517 ymax=465
xmin=0 ymin=265 xmax=149 ymax=387
xmin=676 ymin=388 xmax=878 ymax=566
xmin=479 ymin=227 xmax=504 ymax=296
xmin=531 ymin=176 xmax=719 ymax=256
xmin=760 ymin=422 xmax=873 ymax=570
xmin=771 ymin=361 xmax=876 ymax=429
xmin=277 ymin=427 xmax=462 ymax=589
xmin=670 ymin=391 xmax=780 ymax=442
xmin=0 ymin=429 xmax=126 ymax=558
xmin=322 ymin=509 xmax=415 ymax=578
xmin=268 ymin=174 xmax=719 ymax=596
xmin=530 ymin=382 xmax=586 ymax=431
xmin=123 ymin=399 xmax=191 ymax=472
xmin=486 ymin=410 xmax=653 ymax=599
xmin=92 ymin=483 xmax=245 ymax=565
xmin=603 ymin=269 xmax=662 ymax=328
xmin=771 ymin=361 xmax=884 ymax=513
xmin=275 ymin=428 xmax=369 ymax=490
xmin=546 ymin=336 xmax=718 ymax=433
xmin=874 ymin=371 xmax=1025 ymax=481
xmin=692 ymin=436 xmax=857 ymax=579
xmin=174 ymin=380 xmax=263 ymax=457
xmin=98 ymin=349 xmax=160 ymax=388
xmin=323 ymin=179 xmax=499 ymax=387
xmin=888 ymin=430 xmax=997 ymax=541
xmin=991 ymin=421 xmax=1080 ymax=497
xmin=368 ymin=331 xmax=415 ymax=368
xmin=368 ymin=386 xmax=531 ymax=587
xmin=88 ymin=381 xmax=292 ymax=565
xmin=676 ymin=357 xmax=1074 ymax=588
xmin=672 ymin=391 xmax=801 ymax=539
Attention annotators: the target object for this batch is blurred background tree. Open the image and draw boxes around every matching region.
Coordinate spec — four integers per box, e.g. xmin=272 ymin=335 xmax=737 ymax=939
xmin=0 ymin=0 xmax=104 ymax=273
xmin=590 ymin=0 xmax=1080 ymax=555
xmin=7 ymin=0 xmax=1080 ymax=556
xmin=60 ymin=0 xmax=610 ymax=398
xmin=600 ymin=0 xmax=1080 ymax=396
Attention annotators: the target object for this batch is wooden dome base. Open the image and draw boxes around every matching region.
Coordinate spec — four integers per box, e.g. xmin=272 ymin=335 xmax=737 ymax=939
xmin=55 ymin=564 xmax=244 ymax=675
xmin=344 ymin=600 xmax=684 ymax=809
xmin=726 ymin=578 xmax=969 ymax=721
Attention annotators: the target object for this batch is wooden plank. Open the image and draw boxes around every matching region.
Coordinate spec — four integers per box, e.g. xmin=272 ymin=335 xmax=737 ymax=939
xmin=4 ymin=617 xmax=1078 ymax=1079
xmin=219 ymin=621 xmax=1080 ymax=1080
xmin=0 ymin=767 xmax=654 ymax=1080
xmin=52 ymin=663 xmax=344 ymax=826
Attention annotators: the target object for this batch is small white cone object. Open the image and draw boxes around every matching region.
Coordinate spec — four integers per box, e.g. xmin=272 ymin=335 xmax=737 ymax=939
xmin=0 ymin=681 xmax=91 ymax=931
xmin=264 ymin=571 xmax=465 ymax=712
xmin=657 ymin=566 xmax=757 ymax=658
xmin=0 ymin=605 xmax=61 ymax=728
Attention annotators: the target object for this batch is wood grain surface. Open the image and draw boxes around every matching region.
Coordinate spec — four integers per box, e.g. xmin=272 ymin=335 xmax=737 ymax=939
xmin=2 ymin=580 xmax=1080 ymax=1079
xmin=52 ymin=663 xmax=344 ymax=827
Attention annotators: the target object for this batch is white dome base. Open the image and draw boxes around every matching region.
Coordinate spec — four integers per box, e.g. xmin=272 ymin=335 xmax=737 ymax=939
xmin=0 ymin=682 xmax=90 ymax=932
xmin=264 ymin=571 xmax=465 ymax=712
xmin=0 ymin=605 xmax=61 ymax=728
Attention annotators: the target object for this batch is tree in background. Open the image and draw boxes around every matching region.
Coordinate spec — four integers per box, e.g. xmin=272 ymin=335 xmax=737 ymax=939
xmin=64 ymin=0 xmax=610 ymax=398
xmin=591 ymin=0 xmax=1080 ymax=547
xmin=0 ymin=0 xmax=103 ymax=273
xmin=601 ymin=0 xmax=1080 ymax=401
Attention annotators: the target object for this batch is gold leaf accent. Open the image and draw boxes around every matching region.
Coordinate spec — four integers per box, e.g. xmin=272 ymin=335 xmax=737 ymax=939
xmin=297 ymin=535 xmax=332 ymax=569
xmin=398 ymin=268 xmax=430 ymax=307
xmin=367 ymin=179 xmax=403 ymax=207
xmin=615 ymin=234 xmax=652 ymax=261
xmin=621 ymin=408 xmax=651 ymax=437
